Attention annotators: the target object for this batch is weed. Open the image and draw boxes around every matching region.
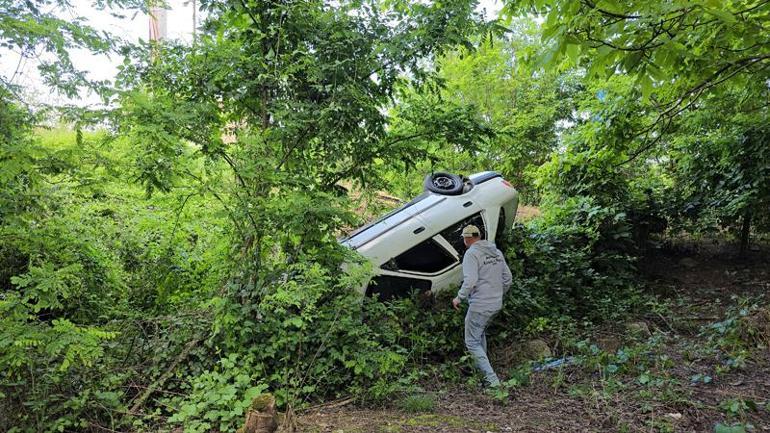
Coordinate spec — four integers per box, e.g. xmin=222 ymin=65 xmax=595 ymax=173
xmin=505 ymin=365 xmax=532 ymax=388
xmin=720 ymin=398 xmax=758 ymax=419
xmin=567 ymin=384 xmax=591 ymax=398
xmin=645 ymin=416 xmax=674 ymax=433
xmin=397 ymin=394 xmax=435 ymax=413
xmin=488 ymin=386 xmax=510 ymax=402
xmin=690 ymin=373 xmax=713 ymax=384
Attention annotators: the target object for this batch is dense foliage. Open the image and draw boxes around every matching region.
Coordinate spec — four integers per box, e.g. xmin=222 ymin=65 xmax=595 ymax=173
xmin=1 ymin=0 xmax=769 ymax=432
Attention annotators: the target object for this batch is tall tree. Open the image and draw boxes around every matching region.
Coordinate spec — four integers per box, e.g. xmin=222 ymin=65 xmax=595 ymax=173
xmin=670 ymin=87 xmax=770 ymax=254
xmin=381 ymin=21 xmax=579 ymax=200
xmin=1 ymin=0 xmax=142 ymax=103
xmin=117 ymin=0 xmax=498 ymax=283
xmin=1 ymin=1 xmax=150 ymax=430
xmin=502 ymin=0 xmax=770 ymax=161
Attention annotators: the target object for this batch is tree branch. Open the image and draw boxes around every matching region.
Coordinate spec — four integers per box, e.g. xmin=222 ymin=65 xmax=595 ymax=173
xmin=237 ymin=0 xmax=260 ymax=28
xmin=128 ymin=335 xmax=201 ymax=415
xmin=183 ymin=169 xmax=246 ymax=238
xmin=275 ymin=125 xmax=313 ymax=173
xmin=581 ymin=0 xmax=641 ymax=19
xmin=616 ymin=54 xmax=770 ymax=166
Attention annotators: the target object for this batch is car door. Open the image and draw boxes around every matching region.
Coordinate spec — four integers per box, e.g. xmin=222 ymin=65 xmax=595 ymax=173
xmin=367 ymin=233 xmax=460 ymax=300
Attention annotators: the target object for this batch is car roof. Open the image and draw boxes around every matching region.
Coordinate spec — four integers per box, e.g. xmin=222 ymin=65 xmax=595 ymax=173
xmin=341 ymin=171 xmax=502 ymax=249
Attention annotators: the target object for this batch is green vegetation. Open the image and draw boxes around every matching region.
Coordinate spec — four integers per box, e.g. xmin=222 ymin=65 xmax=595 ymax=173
xmin=397 ymin=393 xmax=436 ymax=413
xmin=2 ymin=0 xmax=769 ymax=432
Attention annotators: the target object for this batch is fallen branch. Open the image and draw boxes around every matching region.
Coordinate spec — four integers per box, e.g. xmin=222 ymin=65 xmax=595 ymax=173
xmin=128 ymin=335 xmax=201 ymax=415
xmin=296 ymin=396 xmax=356 ymax=413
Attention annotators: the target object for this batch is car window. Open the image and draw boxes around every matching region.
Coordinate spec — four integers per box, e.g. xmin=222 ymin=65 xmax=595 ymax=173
xmin=385 ymin=237 xmax=457 ymax=273
xmin=439 ymin=212 xmax=486 ymax=256
xmin=366 ymin=275 xmax=431 ymax=300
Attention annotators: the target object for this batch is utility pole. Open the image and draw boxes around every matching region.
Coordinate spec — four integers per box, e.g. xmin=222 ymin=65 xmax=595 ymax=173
xmin=149 ymin=3 xmax=167 ymax=41
xmin=192 ymin=0 xmax=197 ymax=42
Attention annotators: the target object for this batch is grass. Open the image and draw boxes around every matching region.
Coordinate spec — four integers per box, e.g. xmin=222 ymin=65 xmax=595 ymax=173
xmin=397 ymin=393 xmax=435 ymax=413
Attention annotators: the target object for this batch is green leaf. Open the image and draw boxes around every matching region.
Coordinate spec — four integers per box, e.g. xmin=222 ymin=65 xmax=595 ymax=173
xmin=566 ymin=43 xmax=580 ymax=64
xmin=704 ymin=8 xmax=737 ymax=23
xmin=638 ymin=373 xmax=651 ymax=384
xmin=638 ymin=73 xmax=653 ymax=101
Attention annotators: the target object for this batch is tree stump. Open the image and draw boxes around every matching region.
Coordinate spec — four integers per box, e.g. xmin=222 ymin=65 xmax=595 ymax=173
xmin=237 ymin=393 xmax=277 ymax=433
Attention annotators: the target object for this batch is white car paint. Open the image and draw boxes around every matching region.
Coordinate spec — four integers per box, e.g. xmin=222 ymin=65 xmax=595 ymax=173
xmin=341 ymin=171 xmax=519 ymax=299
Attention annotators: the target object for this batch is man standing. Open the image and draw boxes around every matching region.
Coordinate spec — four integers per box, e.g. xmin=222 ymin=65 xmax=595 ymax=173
xmin=452 ymin=224 xmax=512 ymax=387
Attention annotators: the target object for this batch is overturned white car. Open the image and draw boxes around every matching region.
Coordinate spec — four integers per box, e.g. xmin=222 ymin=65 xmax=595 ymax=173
xmin=342 ymin=171 xmax=519 ymax=299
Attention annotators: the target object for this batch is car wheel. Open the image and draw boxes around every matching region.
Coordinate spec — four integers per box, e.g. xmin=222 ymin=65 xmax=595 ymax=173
xmin=424 ymin=172 xmax=464 ymax=195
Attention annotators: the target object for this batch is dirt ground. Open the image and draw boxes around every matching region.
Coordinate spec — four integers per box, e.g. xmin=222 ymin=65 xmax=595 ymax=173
xmin=514 ymin=205 xmax=541 ymax=221
xmin=293 ymin=244 xmax=770 ymax=433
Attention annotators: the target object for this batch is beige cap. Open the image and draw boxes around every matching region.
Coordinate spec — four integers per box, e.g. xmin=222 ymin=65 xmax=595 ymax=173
xmin=461 ymin=224 xmax=481 ymax=238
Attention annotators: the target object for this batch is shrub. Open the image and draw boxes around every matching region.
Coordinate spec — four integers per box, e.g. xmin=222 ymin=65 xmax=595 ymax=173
xmin=500 ymin=196 xmax=640 ymax=326
xmin=166 ymin=354 xmax=269 ymax=433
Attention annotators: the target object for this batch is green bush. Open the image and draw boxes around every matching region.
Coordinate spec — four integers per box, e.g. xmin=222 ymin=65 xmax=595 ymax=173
xmin=500 ymin=196 xmax=640 ymax=326
xmin=166 ymin=354 xmax=269 ymax=433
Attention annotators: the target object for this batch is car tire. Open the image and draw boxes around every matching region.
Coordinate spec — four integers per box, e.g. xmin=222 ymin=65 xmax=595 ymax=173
xmin=424 ymin=172 xmax=464 ymax=195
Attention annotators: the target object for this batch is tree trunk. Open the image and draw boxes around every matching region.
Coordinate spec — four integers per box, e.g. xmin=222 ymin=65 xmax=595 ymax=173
xmin=740 ymin=210 xmax=752 ymax=256
xmin=237 ymin=394 xmax=277 ymax=433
